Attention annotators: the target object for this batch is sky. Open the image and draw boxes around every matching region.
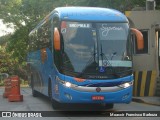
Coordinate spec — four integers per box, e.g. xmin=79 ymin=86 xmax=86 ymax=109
xmin=0 ymin=19 xmax=14 ymax=37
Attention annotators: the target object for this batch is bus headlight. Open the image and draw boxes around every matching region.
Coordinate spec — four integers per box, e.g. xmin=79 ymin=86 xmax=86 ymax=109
xmin=119 ymin=81 xmax=133 ymax=88
xmin=64 ymin=81 xmax=77 ymax=88
xmin=56 ymin=76 xmax=77 ymax=88
xmin=65 ymin=82 xmax=72 ymax=87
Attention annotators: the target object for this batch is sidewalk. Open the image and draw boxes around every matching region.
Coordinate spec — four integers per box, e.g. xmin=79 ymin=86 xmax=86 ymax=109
xmin=132 ymin=96 xmax=160 ymax=106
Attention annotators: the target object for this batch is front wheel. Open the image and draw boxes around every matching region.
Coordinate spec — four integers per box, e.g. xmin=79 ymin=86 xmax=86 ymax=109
xmin=48 ymin=80 xmax=61 ymax=110
xmin=104 ymin=103 xmax=114 ymax=109
xmin=51 ymin=99 xmax=61 ymax=110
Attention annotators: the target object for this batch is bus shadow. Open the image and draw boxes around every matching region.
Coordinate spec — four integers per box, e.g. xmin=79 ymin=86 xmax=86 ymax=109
xmin=35 ymin=92 xmax=114 ymax=112
xmin=58 ymin=103 xmax=109 ymax=111
xmin=56 ymin=103 xmax=115 ymax=117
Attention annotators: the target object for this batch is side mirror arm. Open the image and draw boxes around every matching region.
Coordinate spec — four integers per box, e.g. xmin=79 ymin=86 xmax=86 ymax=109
xmin=131 ymin=28 xmax=144 ymax=50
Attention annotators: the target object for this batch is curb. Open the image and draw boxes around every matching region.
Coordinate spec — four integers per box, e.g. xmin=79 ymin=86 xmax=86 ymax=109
xmin=132 ymin=98 xmax=160 ymax=106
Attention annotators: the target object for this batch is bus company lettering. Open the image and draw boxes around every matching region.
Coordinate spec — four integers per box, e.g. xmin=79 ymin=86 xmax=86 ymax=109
xmin=101 ymin=24 xmax=123 ymax=36
xmin=69 ymin=23 xmax=91 ymax=28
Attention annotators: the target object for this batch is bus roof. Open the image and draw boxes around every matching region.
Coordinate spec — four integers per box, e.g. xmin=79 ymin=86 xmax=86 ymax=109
xmin=54 ymin=7 xmax=128 ymax=22
xmin=29 ymin=7 xmax=128 ymax=35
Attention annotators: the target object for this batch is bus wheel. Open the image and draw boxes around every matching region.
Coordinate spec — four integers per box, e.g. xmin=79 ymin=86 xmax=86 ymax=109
xmin=51 ymin=99 xmax=61 ymax=110
xmin=31 ymin=75 xmax=38 ymax=97
xmin=104 ymin=103 xmax=114 ymax=109
xmin=48 ymin=80 xmax=52 ymax=100
xmin=48 ymin=80 xmax=61 ymax=109
xmin=32 ymin=90 xmax=38 ymax=97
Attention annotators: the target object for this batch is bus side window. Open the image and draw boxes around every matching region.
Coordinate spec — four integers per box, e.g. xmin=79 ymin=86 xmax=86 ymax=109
xmin=29 ymin=34 xmax=33 ymax=52
xmin=36 ymin=20 xmax=51 ymax=50
xmin=29 ymin=31 xmax=37 ymax=52
xmin=53 ymin=17 xmax=62 ymax=72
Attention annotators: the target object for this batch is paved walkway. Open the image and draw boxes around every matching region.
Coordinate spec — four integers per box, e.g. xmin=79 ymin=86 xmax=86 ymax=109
xmin=132 ymin=97 xmax=160 ymax=106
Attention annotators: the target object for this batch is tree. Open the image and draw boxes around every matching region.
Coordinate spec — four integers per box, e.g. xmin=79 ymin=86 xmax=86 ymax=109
xmin=0 ymin=41 xmax=16 ymax=75
xmin=0 ymin=0 xmax=59 ymax=79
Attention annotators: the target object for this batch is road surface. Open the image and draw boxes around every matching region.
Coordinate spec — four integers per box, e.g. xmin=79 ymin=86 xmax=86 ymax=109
xmin=0 ymin=87 xmax=159 ymax=120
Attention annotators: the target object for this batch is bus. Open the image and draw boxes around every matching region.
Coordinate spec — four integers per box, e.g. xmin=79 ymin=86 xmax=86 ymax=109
xmin=27 ymin=7 xmax=144 ymax=109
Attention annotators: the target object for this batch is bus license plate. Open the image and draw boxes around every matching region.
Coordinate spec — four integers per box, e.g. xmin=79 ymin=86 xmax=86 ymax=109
xmin=92 ymin=96 xmax=104 ymax=100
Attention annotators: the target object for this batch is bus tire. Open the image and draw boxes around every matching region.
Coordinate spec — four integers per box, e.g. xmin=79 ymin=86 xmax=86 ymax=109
xmin=104 ymin=103 xmax=114 ymax=109
xmin=48 ymin=79 xmax=61 ymax=109
xmin=31 ymin=75 xmax=38 ymax=97
xmin=48 ymin=80 xmax=51 ymax=99
xmin=51 ymin=99 xmax=61 ymax=110
xmin=32 ymin=90 xmax=38 ymax=97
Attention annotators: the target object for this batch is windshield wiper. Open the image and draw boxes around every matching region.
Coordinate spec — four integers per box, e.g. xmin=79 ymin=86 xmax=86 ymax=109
xmin=99 ymin=44 xmax=112 ymax=69
xmin=111 ymin=52 xmax=117 ymax=60
xmin=77 ymin=44 xmax=98 ymax=78
xmin=99 ymin=44 xmax=121 ymax=78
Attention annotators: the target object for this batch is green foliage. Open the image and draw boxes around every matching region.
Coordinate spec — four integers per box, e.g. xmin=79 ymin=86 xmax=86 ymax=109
xmin=7 ymin=26 xmax=29 ymax=63
xmin=0 ymin=35 xmax=10 ymax=45
xmin=0 ymin=45 xmax=15 ymax=74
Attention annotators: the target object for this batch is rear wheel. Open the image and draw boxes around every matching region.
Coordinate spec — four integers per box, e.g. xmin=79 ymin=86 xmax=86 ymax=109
xmin=48 ymin=80 xmax=52 ymax=100
xmin=32 ymin=89 xmax=38 ymax=97
xmin=31 ymin=75 xmax=38 ymax=97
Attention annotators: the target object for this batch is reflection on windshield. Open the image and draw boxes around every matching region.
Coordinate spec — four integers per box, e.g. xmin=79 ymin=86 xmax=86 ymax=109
xmin=97 ymin=23 xmax=130 ymax=62
xmin=61 ymin=21 xmax=132 ymax=79
xmin=98 ymin=23 xmax=128 ymax=40
xmin=62 ymin=22 xmax=95 ymax=73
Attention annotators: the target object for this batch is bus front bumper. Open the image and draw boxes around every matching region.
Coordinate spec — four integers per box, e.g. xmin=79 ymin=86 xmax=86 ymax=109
xmin=55 ymin=83 xmax=133 ymax=104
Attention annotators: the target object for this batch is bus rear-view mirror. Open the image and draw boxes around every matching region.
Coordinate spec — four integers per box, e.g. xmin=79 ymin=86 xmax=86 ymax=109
xmin=131 ymin=28 xmax=144 ymax=50
xmin=54 ymin=27 xmax=60 ymax=51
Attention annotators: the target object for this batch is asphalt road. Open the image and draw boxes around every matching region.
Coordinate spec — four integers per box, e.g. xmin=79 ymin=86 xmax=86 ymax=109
xmin=0 ymin=87 xmax=159 ymax=120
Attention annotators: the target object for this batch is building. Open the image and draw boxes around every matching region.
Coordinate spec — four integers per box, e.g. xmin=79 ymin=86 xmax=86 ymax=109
xmin=125 ymin=0 xmax=160 ymax=96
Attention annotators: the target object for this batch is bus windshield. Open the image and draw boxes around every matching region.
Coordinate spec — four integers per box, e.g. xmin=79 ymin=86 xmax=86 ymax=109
xmin=60 ymin=21 xmax=132 ymax=79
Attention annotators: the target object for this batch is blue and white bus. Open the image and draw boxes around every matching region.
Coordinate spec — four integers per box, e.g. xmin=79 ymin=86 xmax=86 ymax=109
xmin=27 ymin=7 xmax=144 ymax=109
